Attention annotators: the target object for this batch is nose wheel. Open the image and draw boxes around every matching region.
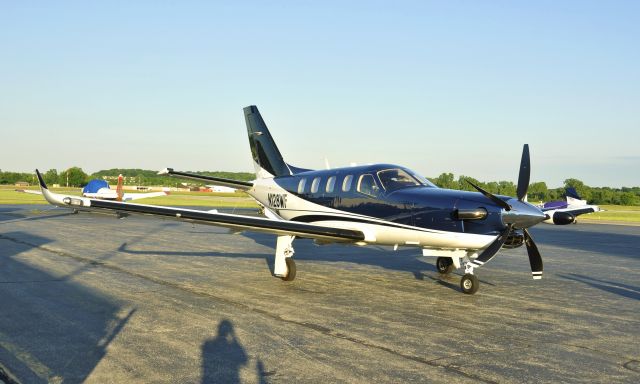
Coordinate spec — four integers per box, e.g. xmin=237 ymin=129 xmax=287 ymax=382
xmin=460 ymin=274 xmax=479 ymax=294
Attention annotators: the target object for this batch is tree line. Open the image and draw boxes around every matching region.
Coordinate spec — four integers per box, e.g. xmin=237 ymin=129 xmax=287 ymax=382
xmin=1 ymin=168 xmax=638 ymax=205
xmin=429 ymin=173 xmax=639 ymax=206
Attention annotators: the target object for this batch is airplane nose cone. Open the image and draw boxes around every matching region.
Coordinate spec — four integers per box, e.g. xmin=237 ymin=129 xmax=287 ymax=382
xmin=501 ymin=199 xmax=546 ymax=229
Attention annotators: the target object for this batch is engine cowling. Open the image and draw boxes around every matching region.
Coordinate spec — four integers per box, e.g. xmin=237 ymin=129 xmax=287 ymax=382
xmin=543 ymin=210 xmax=576 ymax=225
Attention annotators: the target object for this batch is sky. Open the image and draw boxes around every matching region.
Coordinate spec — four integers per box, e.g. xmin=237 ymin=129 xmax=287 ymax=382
xmin=1 ymin=1 xmax=638 ymax=188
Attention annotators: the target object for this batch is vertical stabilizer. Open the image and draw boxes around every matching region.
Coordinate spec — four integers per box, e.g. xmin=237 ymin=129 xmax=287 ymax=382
xmin=565 ymin=187 xmax=581 ymax=200
xmin=244 ymin=106 xmax=291 ymax=179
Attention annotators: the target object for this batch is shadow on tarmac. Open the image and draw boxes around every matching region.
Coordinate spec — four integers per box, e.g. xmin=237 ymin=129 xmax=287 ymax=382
xmin=559 ymin=273 xmax=640 ymax=301
xmin=201 ymin=319 xmax=273 ymax=384
xmin=528 ymin=225 xmax=640 ymax=260
xmin=118 ymin=230 xmax=438 ymax=281
xmin=0 ymin=230 xmax=133 ymax=383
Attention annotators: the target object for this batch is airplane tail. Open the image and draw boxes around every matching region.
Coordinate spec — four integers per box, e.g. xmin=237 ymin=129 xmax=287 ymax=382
xmin=565 ymin=187 xmax=581 ymax=200
xmin=116 ymin=174 xmax=124 ymax=202
xmin=244 ymin=106 xmax=292 ymax=179
xmin=565 ymin=187 xmax=587 ymax=206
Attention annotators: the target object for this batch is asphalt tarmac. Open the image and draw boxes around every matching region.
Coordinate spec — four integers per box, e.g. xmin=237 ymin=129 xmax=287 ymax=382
xmin=1 ymin=205 xmax=639 ymax=383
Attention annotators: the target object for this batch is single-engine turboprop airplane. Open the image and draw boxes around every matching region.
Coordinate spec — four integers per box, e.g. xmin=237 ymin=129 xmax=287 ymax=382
xmin=36 ymin=105 xmax=548 ymax=294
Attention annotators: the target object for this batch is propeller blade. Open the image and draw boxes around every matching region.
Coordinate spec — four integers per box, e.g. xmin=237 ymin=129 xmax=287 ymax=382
xmin=468 ymin=181 xmax=511 ymax=211
xmin=470 ymin=225 xmax=512 ymax=268
xmin=523 ymin=228 xmax=543 ymax=279
xmin=516 ymin=144 xmax=530 ymax=201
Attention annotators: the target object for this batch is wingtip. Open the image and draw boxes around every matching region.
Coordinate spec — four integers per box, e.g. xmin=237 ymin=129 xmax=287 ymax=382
xmin=158 ymin=167 xmax=173 ymax=175
xmin=35 ymin=169 xmax=48 ymax=189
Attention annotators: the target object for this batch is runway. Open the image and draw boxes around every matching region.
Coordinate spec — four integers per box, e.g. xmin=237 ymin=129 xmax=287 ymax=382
xmin=1 ymin=205 xmax=639 ymax=383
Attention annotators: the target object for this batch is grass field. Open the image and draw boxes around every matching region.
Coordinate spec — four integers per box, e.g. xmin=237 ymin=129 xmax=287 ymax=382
xmin=1 ymin=186 xmax=638 ymax=223
xmin=575 ymin=205 xmax=640 ymax=224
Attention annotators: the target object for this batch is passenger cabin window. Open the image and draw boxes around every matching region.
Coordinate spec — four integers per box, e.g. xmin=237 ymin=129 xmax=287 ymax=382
xmin=326 ymin=176 xmax=336 ymax=193
xmin=297 ymin=178 xmax=307 ymax=194
xmin=357 ymin=174 xmax=380 ymax=197
xmin=342 ymin=175 xmax=353 ymax=192
xmin=311 ymin=177 xmax=321 ymax=193
xmin=377 ymin=168 xmax=422 ymax=193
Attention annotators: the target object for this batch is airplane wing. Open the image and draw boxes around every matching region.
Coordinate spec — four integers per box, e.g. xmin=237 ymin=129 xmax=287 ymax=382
xmin=35 ymin=170 xmax=364 ymax=243
xmin=158 ymin=168 xmax=253 ymax=191
xmin=15 ymin=189 xmax=43 ymax=195
xmin=122 ymin=191 xmax=169 ymax=201
xmin=558 ymin=207 xmax=598 ymax=217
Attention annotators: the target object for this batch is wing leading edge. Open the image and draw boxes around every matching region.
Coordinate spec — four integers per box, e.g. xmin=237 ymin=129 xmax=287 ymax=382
xmin=35 ymin=170 xmax=364 ymax=243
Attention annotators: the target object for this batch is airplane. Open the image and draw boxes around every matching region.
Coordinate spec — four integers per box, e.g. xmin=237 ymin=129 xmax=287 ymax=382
xmin=539 ymin=188 xmax=602 ymax=225
xmin=35 ymin=105 xmax=548 ymax=294
xmin=18 ymin=174 xmax=168 ymax=202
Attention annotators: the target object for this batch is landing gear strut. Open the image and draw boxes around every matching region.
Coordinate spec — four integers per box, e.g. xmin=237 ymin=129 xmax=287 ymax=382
xmin=275 ymin=235 xmax=296 ymax=281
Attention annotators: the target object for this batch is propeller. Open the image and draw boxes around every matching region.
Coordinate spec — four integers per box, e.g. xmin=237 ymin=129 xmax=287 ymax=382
xmin=468 ymin=144 xmax=544 ymax=279
xmin=471 ymin=225 xmax=512 ymax=267
xmin=516 ymin=144 xmax=530 ymax=201
xmin=523 ymin=228 xmax=543 ymax=279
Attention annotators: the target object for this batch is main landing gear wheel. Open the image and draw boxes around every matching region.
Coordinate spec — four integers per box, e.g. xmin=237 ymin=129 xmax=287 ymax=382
xmin=282 ymin=258 xmax=296 ymax=281
xmin=460 ymin=274 xmax=479 ymax=294
xmin=436 ymin=257 xmax=454 ymax=274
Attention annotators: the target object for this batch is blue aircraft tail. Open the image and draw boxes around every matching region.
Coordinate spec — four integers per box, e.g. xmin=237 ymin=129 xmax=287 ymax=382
xmin=244 ymin=106 xmax=293 ymax=178
xmin=565 ymin=187 xmax=581 ymax=200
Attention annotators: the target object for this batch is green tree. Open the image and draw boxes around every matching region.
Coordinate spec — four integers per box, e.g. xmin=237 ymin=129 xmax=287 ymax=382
xmin=43 ymin=169 xmax=59 ymax=185
xmin=619 ymin=192 xmax=637 ymax=206
xmin=432 ymin=173 xmax=458 ymax=189
xmin=62 ymin=167 xmax=89 ymax=187
xmin=527 ymin=181 xmax=549 ymax=202
xmin=458 ymin=175 xmax=481 ymax=192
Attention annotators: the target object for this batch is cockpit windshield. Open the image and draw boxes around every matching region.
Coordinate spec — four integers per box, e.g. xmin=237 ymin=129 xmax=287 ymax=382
xmin=377 ymin=168 xmax=436 ymax=192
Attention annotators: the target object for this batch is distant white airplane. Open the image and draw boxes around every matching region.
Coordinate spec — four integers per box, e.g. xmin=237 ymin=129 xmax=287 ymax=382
xmin=18 ymin=174 xmax=168 ymax=202
xmin=539 ymin=188 xmax=602 ymax=225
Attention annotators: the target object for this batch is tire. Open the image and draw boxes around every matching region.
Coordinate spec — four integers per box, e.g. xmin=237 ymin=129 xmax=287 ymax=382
xmin=282 ymin=258 xmax=296 ymax=281
xmin=460 ymin=274 xmax=479 ymax=294
xmin=436 ymin=257 xmax=454 ymax=274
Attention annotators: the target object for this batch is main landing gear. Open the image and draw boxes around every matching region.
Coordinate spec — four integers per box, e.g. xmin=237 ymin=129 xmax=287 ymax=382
xmin=283 ymin=257 xmax=296 ymax=281
xmin=436 ymin=257 xmax=454 ymax=274
xmin=275 ymin=235 xmax=296 ymax=281
xmin=435 ymin=256 xmax=481 ymax=294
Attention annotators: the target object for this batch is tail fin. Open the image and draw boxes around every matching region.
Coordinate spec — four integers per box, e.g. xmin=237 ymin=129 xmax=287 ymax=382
xmin=116 ymin=174 xmax=124 ymax=202
xmin=244 ymin=106 xmax=292 ymax=178
xmin=565 ymin=187 xmax=581 ymax=200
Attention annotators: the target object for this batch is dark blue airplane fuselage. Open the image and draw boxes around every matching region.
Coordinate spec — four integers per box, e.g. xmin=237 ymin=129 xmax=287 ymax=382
xmin=272 ymin=163 xmax=507 ymax=236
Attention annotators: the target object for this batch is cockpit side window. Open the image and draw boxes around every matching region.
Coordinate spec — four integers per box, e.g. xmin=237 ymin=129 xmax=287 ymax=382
xmin=377 ymin=168 xmax=424 ymax=192
xmin=357 ymin=174 xmax=380 ymax=197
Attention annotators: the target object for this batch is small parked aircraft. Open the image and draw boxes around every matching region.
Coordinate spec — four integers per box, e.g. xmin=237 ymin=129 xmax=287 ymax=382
xmin=539 ymin=188 xmax=602 ymax=225
xmin=19 ymin=174 xmax=167 ymax=202
xmin=36 ymin=106 xmax=548 ymax=294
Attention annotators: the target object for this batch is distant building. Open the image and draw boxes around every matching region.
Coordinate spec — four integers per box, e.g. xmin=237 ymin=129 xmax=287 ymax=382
xmin=14 ymin=181 xmax=29 ymax=187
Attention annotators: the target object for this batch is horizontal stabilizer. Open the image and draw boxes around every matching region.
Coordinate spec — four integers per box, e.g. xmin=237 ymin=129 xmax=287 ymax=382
xmin=159 ymin=168 xmax=253 ymax=191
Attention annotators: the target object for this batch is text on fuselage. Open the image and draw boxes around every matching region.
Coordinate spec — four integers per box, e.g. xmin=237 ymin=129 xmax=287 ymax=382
xmin=268 ymin=193 xmax=287 ymax=209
